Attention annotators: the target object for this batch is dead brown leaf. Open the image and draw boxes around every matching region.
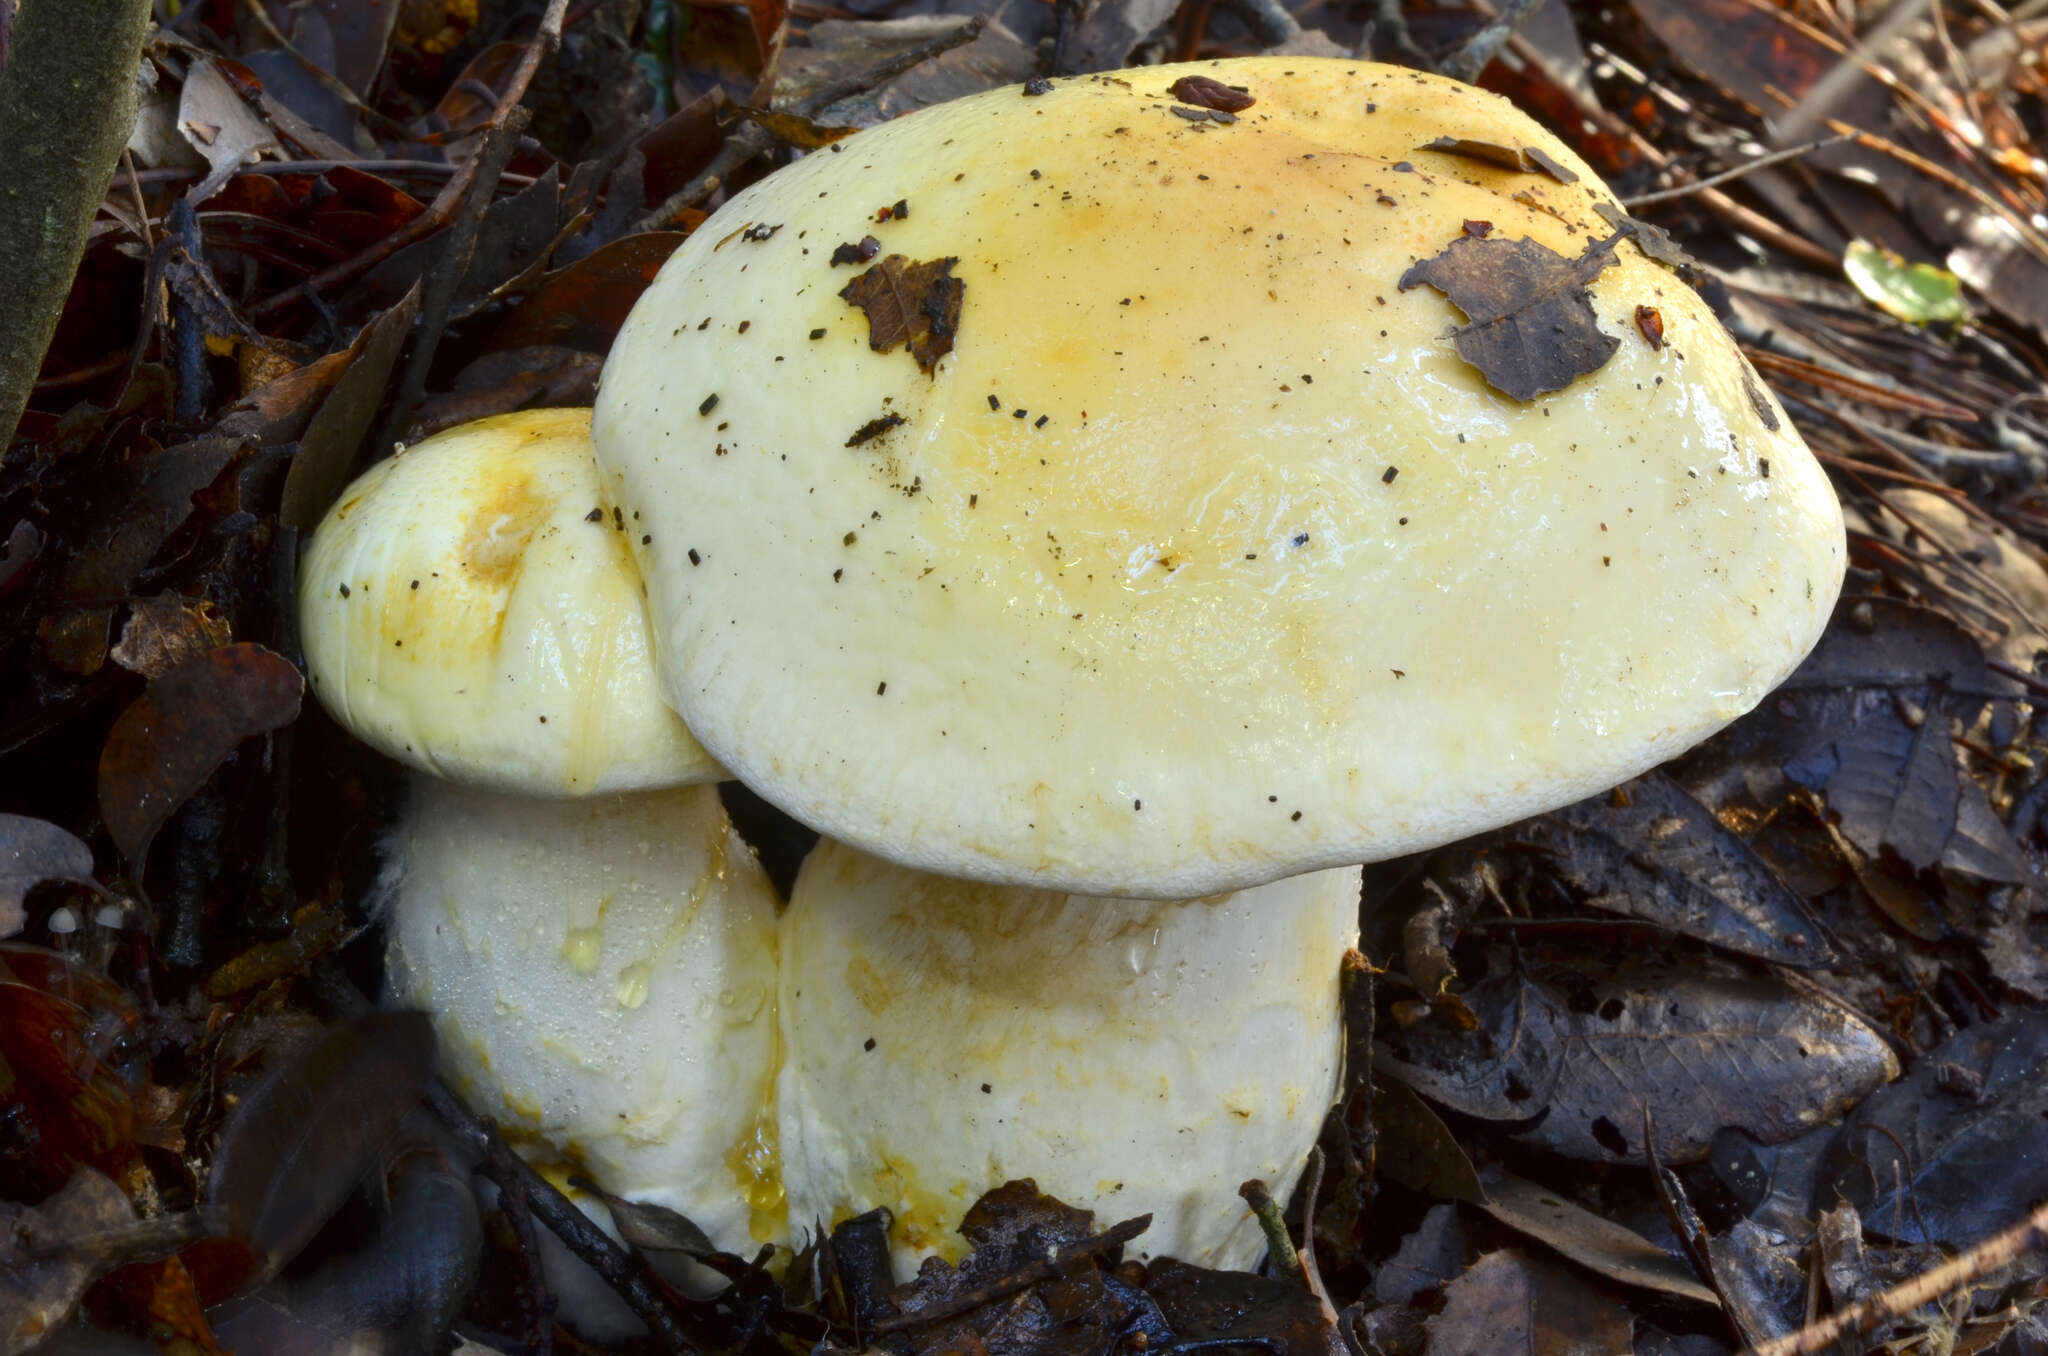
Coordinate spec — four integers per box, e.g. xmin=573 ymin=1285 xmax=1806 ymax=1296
xmin=1398 ymin=232 xmax=1623 ymax=400
xmin=97 ymin=644 xmax=304 ymax=865
xmin=839 ymin=254 xmax=964 ymax=374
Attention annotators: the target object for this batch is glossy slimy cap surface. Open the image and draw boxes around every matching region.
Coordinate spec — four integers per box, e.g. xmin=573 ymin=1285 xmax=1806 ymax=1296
xmin=595 ymin=58 xmax=1845 ymax=895
xmin=301 ymin=409 xmax=721 ymax=796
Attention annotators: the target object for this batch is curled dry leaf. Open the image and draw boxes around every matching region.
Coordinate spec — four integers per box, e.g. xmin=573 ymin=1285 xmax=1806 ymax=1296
xmin=278 ymin=286 xmax=422 ymax=532
xmin=177 ymin=55 xmax=282 ymax=205
xmin=97 ymin=644 xmax=304 ymax=866
xmin=110 ymin=595 xmax=231 ymax=680
xmin=1418 ymin=136 xmax=1579 ymax=183
xmin=0 ymin=815 xmax=95 ymax=937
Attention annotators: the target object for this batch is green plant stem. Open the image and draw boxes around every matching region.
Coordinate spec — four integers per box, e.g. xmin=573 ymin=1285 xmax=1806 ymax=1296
xmin=0 ymin=0 xmax=155 ymax=449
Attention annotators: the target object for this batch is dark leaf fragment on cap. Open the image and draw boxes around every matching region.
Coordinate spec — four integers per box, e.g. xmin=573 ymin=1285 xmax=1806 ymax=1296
xmin=840 ymin=255 xmax=965 ymax=375
xmin=1399 ymin=232 xmax=1624 ymax=400
xmin=1167 ymin=75 xmax=1255 ymax=112
xmin=1594 ymin=201 xmax=1704 ymax=286
xmin=1417 ymin=137 xmax=1578 ymax=183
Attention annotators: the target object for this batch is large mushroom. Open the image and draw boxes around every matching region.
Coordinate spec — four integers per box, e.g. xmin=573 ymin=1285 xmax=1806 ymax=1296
xmin=591 ymin=57 xmax=1845 ymax=1262
xmin=299 ymin=410 xmax=783 ymax=1254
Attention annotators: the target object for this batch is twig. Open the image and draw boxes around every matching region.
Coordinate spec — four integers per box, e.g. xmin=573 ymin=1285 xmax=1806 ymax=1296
xmin=1238 ymin=1178 xmax=1305 ymax=1287
xmin=867 ymin=1214 xmax=1151 ymax=1334
xmin=375 ymin=107 xmax=531 ymax=455
xmin=1745 ymin=1199 xmax=2048 ymax=1356
xmin=168 ymin=198 xmax=210 ymax=426
xmin=630 ymin=14 xmax=988 ymax=233
xmin=1440 ymin=0 xmax=1543 ymax=83
xmin=484 ymin=1130 xmax=558 ymax=1356
xmin=1621 ymin=135 xmax=1854 ymax=206
xmin=428 ymin=1083 xmax=705 ymax=1354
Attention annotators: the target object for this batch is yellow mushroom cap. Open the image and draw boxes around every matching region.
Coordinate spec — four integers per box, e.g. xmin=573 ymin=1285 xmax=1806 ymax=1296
xmin=775 ymin=838 xmax=1359 ymax=1272
xmin=300 ymin=409 xmax=720 ymax=797
xmin=593 ymin=57 xmax=1845 ymax=895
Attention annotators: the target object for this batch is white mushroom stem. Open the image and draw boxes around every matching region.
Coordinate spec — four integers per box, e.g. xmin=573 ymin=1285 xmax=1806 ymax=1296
xmin=776 ymin=840 xmax=1361 ymax=1274
xmin=381 ymin=777 xmax=784 ymax=1255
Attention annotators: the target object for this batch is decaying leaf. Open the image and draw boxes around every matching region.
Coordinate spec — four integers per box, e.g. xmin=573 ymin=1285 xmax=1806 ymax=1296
xmin=1 ymin=1168 xmax=137 ymax=1353
xmin=96 ymin=644 xmax=305 ymax=866
xmin=1398 ymin=232 xmax=1623 ymax=400
xmin=1594 ymin=200 xmax=1705 ymax=284
xmin=1510 ymin=771 xmax=1841 ymax=966
xmin=839 ymin=254 xmax=964 ymax=374
xmin=177 ymin=55 xmax=282 ymax=205
xmin=204 ymin=1011 xmax=437 ymax=1282
xmin=1822 ymin=1011 xmax=2048 ymax=1248
xmin=1418 ymin=137 xmax=1579 ymax=183
xmin=110 ymin=596 xmax=231 ymax=680
xmin=1378 ymin=945 xmax=1897 ymax=1162
xmin=1474 ymin=1169 xmax=1721 ymax=1307
xmin=278 ymin=286 xmax=422 ymax=532
xmin=0 ymin=816 xmax=95 ymax=937
xmin=1424 ymin=1248 xmax=1636 ymax=1356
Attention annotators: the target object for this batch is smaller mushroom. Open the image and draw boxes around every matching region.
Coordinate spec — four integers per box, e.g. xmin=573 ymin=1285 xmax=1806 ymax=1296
xmin=777 ymin=840 xmax=1361 ymax=1274
xmin=299 ymin=409 xmax=782 ymax=1258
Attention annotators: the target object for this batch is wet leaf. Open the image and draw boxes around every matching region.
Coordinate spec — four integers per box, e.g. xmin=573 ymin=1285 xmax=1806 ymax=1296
xmin=1397 ymin=232 xmax=1623 ymax=400
xmin=204 ymin=1011 xmax=436 ymax=1282
xmin=109 ymin=595 xmax=231 ymax=680
xmin=1424 ymin=1248 xmax=1636 ymax=1355
xmin=1844 ymin=241 xmax=1971 ymax=325
xmin=839 ymin=255 xmax=964 ymax=375
xmin=1 ymin=1168 xmax=136 ymax=1353
xmin=0 ymin=970 xmax=142 ymax=1195
xmin=1821 ymin=1011 xmax=2048 ymax=1248
xmin=0 ymin=816 xmax=94 ymax=936
xmin=97 ymin=644 xmax=304 ymax=866
xmin=1378 ymin=946 xmax=1897 ymax=1163
xmin=1510 ymin=771 xmax=1841 ymax=966
xmin=278 ymin=285 xmax=420 ymax=532
xmin=1143 ymin=1262 xmax=1333 ymax=1356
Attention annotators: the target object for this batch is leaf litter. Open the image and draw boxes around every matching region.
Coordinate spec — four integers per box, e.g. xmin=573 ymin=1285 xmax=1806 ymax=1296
xmin=5 ymin=0 xmax=2048 ymax=1353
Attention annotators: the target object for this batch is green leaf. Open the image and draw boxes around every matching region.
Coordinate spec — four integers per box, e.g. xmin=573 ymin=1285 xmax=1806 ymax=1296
xmin=1844 ymin=240 xmax=1971 ymax=325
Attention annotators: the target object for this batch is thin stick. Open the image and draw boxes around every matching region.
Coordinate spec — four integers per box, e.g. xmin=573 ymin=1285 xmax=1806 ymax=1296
xmin=1621 ymin=134 xmax=1854 ymax=206
xmin=1745 ymin=1199 xmax=2048 ymax=1356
